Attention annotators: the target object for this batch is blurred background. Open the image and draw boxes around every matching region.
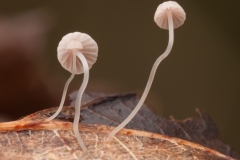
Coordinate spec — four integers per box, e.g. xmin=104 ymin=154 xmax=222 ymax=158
xmin=0 ymin=0 xmax=239 ymax=151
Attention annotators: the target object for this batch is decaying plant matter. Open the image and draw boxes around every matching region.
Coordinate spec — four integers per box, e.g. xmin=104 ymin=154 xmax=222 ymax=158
xmin=0 ymin=93 xmax=238 ymax=160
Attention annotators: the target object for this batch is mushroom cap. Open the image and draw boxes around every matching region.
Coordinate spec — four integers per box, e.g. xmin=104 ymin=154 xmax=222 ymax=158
xmin=57 ymin=32 xmax=98 ymax=74
xmin=154 ymin=1 xmax=186 ymax=30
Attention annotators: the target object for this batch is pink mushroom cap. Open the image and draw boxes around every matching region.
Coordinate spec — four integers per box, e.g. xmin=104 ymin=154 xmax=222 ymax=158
xmin=57 ymin=32 xmax=98 ymax=74
xmin=154 ymin=1 xmax=186 ymax=30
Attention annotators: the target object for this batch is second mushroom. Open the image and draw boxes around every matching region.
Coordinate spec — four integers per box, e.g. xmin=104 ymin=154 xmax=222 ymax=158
xmin=107 ymin=1 xmax=186 ymax=140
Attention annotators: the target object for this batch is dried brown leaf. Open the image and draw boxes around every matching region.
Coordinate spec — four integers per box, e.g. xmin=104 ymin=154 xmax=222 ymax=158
xmin=0 ymin=121 xmax=234 ymax=160
xmin=0 ymin=93 xmax=238 ymax=159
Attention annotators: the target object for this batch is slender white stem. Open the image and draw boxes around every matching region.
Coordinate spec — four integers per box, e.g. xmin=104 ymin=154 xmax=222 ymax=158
xmin=107 ymin=10 xmax=174 ymax=140
xmin=46 ymin=53 xmax=76 ymax=122
xmin=73 ymin=51 xmax=89 ymax=159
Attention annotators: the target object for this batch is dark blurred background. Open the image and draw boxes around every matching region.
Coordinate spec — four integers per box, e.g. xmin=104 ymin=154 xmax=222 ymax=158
xmin=0 ymin=0 xmax=239 ymax=151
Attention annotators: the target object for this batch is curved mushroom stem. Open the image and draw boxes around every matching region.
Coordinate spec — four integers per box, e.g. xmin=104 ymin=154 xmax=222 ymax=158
xmin=46 ymin=53 xmax=76 ymax=122
xmin=73 ymin=50 xmax=89 ymax=159
xmin=107 ymin=10 xmax=174 ymax=141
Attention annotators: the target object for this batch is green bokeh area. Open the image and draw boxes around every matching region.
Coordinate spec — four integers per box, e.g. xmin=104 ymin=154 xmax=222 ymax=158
xmin=1 ymin=0 xmax=239 ymax=151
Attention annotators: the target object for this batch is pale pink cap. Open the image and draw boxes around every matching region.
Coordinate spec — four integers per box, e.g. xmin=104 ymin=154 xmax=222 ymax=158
xmin=57 ymin=32 xmax=98 ymax=74
xmin=154 ymin=1 xmax=186 ymax=30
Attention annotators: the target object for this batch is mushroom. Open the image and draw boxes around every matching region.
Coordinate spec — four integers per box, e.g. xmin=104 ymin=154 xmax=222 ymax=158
xmin=46 ymin=32 xmax=98 ymax=158
xmin=107 ymin=1 xmax=186 ymax=140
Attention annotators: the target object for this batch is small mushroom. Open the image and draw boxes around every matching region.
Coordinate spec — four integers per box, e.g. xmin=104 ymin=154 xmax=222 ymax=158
xmin=46 ymin=32 xmax=98 ymax=158
xmin=107 ymin=1 xmax=186 ymax=140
